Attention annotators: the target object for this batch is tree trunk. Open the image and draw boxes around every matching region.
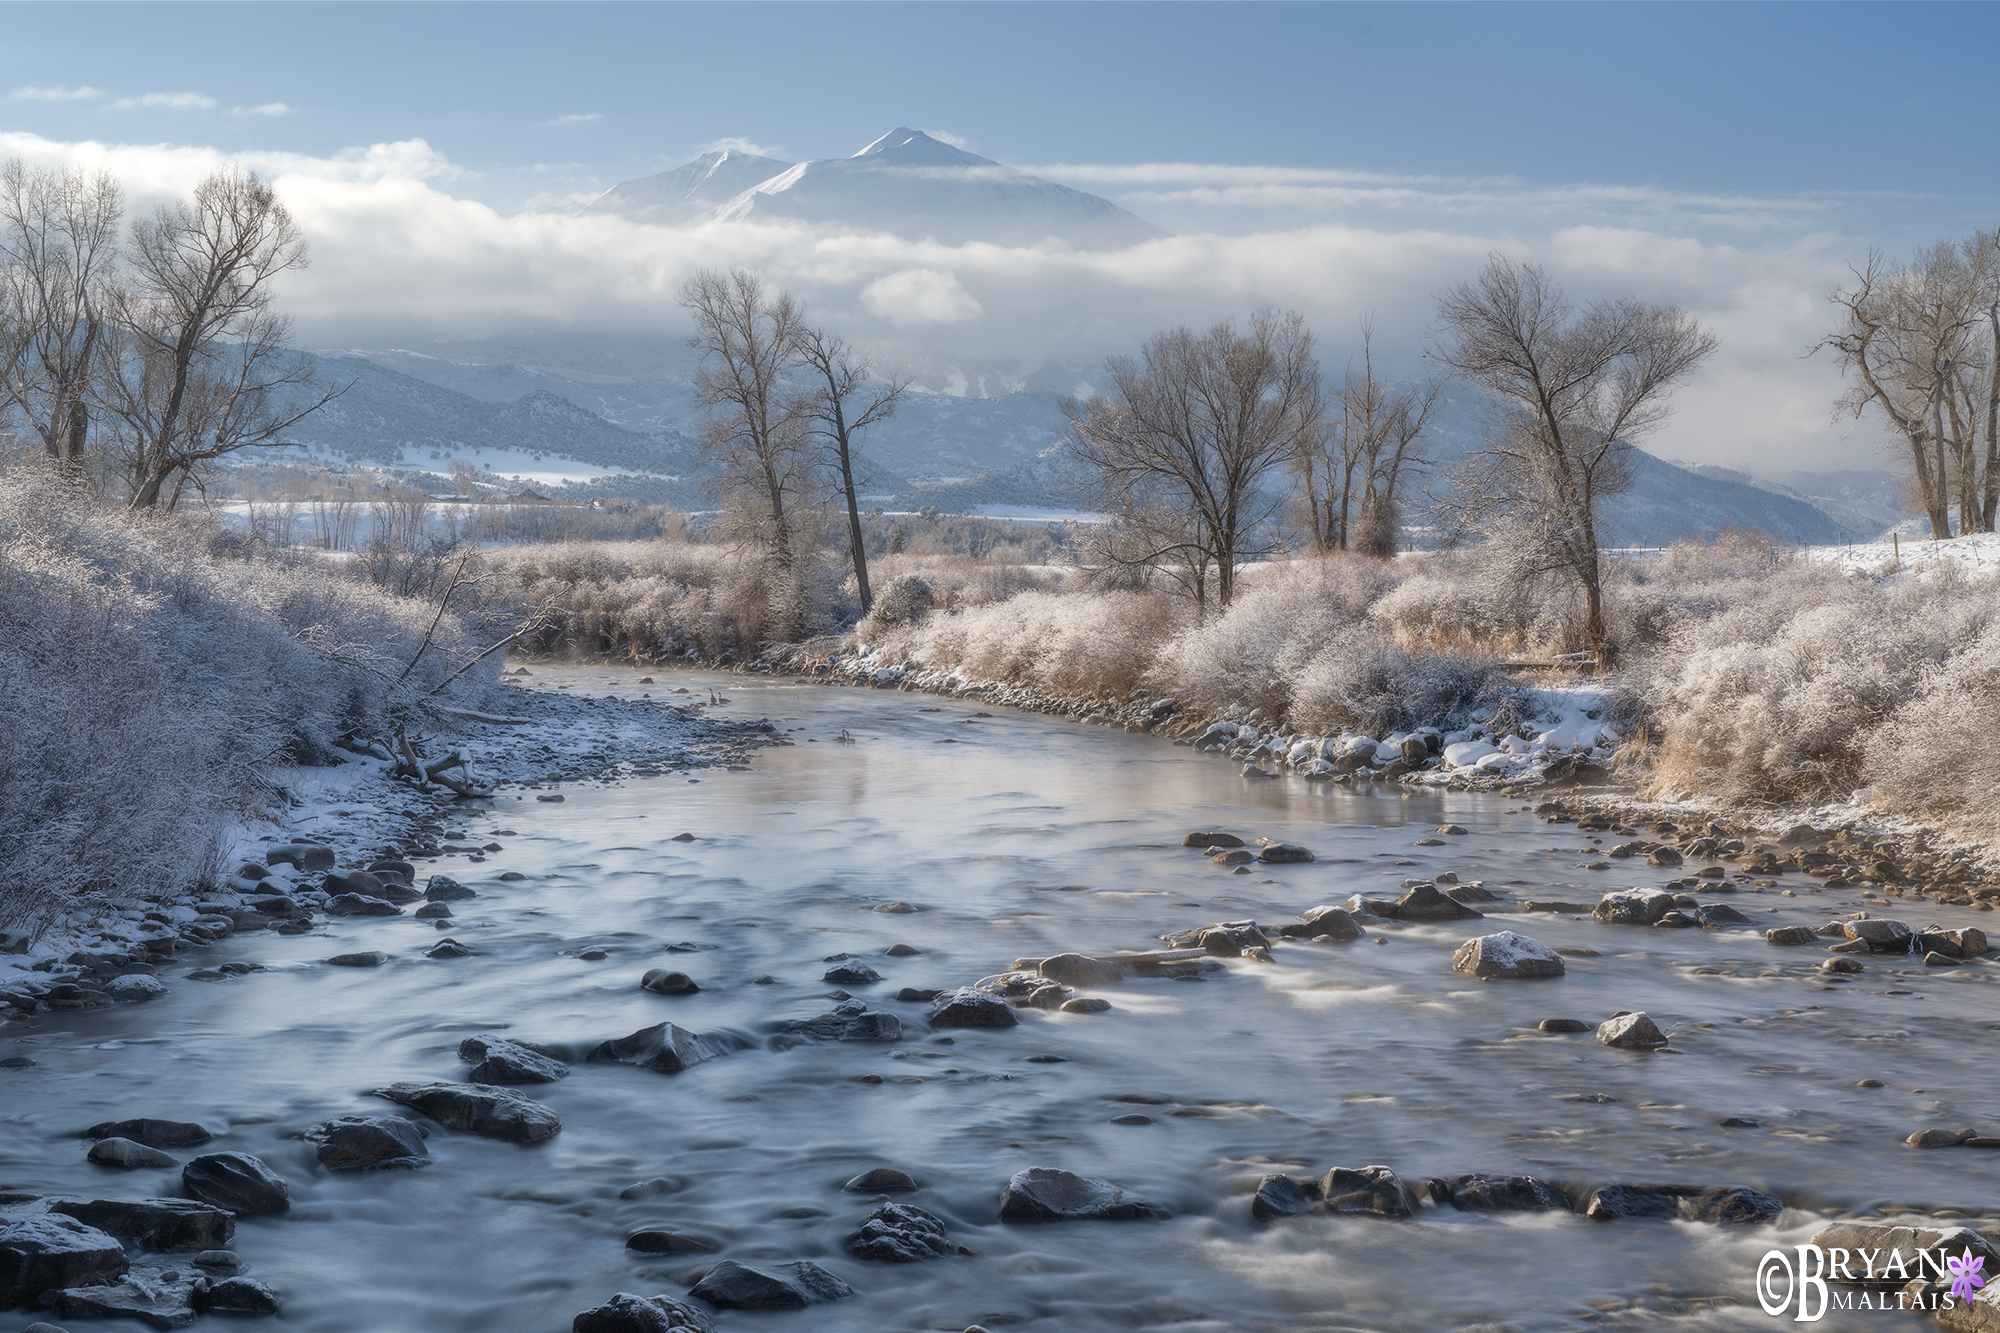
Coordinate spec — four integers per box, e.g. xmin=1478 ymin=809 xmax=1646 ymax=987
xmin=1985 ymin=304 xmax=2000 ymax=531
xmin=838 ymin=432 xmax=871 ymax=613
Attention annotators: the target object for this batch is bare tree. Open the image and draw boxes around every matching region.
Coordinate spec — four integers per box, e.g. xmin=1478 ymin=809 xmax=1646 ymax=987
xmin=1437 ymin=256 xmax=1717 ymax=668
xmin=1819 ymin=233 xmax=1999 ymax=537
xmin=679 ymin=267 xmax=814 ymax=637
xmin=1295 ymin=318 xmax=1445 ymax=556
xmin=102 ymin=168 xmax=337 ymax=509
xmin=0 ymin=160 xmax=122 ymax=471
xmin=1065 ymin=308 xmax=1323 ymax=612
xmin=795 ymin=325 xmax=905 ymax=613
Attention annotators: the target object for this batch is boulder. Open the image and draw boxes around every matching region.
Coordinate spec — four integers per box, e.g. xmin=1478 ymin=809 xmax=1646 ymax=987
xmin=1583 ymin=1183 xmax=1782 ymax=1224
xmin=53 ymin=1277 xmax=198 ymax=1328
xmin=1597 ymin=1012 xmax=1669 ymax=1048
xmin=458 ymin=1035 xmax=569 ymax=1084
xmin=1438 ymin=1173 xmax=1570 ymax=1211
xmin=1845 ymin=919 xmax=1914 ymax=951
xmin=998 ymin=1167 xmax=1170 ymax=1222
xmin=1037 ymin=953 xmax=1128 ymax=988
xmin=624 ymin=1231 xmax=714 ymax=1255
xmin=194 ymin=1276 xmax=282 ymax=1316
xmin=1593 ymin=890 xmax=1675 ymax=925
xmin=1208 ymin=847 xmax=1258 ymax=865
xmin=85 ymin=1119 xmax=210 ymax=1148
xmin=688 ymin=1259 xmax=853 ymax=1310
xmin=327 ymin=952 xmax=388 ymax=968
xmin=927 ymin=988 xmax=1019 ymax=1029
xmin=424 ymin=939 xmax=474 ymax=959
xmin=587 ymin=1023 xmax=725 ymax=1075
xmin=371 ymin=1081 xmax=561 ymax=1143
xmin=1317 ymin=1165 xmax=1416 ymax=1218
xmin=640 ymin=969 xmax=699 ymax=995
xmin=572 ymin=1292 xmax=717 ymax=1333
xmin=327 ymin=894 xmax=402 ymax=918
xmin=780 ymin=1002 xmax=904 ymax=1043
xmin=1451 ymin=931 xmax=1564 ymax=980
xmin=1294 ymin=906 xmax=1365 ymax=941
xmin=823 ymin=962 xmax=883 ymax=986
xmin=1691 ymin=903 xmax=1753 ymax=928
xmin=424 ymin=875 xmax=477 ymax=902
xmin=265 ymin=843 xmax=334 ymax=871
xmin=0 ymin=1214 xmax=127 ymax=1308
xmin=181 ymin=1153 xmax=290 ymax=1215
xmin=1257 ymin=842 xmax=1315 ymax=864
xmin=87 ymin=1137 xmax=178 ymax=1169
xmin=1765 ymin=926 xmax=1819 ymax=946
xmin=1538 ymin=1018 xmax=1593 ymax=1032
xmin=1182 ymin=832 xmax=1244 ymax=849
xmin=1806 ymin=1221 xmax=2000 ymax=1286
xmin=1907 ymin=1128 xmax=1978 ymax=1149
xmin=305 ymin=1115 xmax=431 ymax=1170
xmin=844 ymin=1168 xmax=918 ymax=1192
xmin=324 ymin=870 xmax=386 ymax=898
xmin=1163 ymin=921 xmax=1270 ymax=954
xmin=1394 ymin=884 xmax=1482 ymax=920
xmin=1249 ymin=1173 xmax=1317 ymax=1221
xmin=47 ymin=1198 xmax=232 ymax=1251
xmin=846 ymin=1202 xmax=950 ymax=1261
xmin=1060 ymin=997 xmax=1111 ymax=1014
xmin=106 ymin=975 xmax=166 ymax=1001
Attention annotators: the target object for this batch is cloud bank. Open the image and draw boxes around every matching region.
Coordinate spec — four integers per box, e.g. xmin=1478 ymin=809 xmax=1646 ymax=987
xmin=0 ymin=130 xmax=1885 ymax=470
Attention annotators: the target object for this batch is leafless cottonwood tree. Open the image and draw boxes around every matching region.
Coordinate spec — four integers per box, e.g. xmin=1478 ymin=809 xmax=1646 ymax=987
xmin=0 ymin=161 xmax=122 ymax=473
xmin=1818 ymin=232 xmax=1999 ymax=537
xmin=104 ymin=168 xmax=339 ymax=509
xmin=679 ymin=267 xmax=815 ymax=638
xmin=795 ymin=325 xmax=905 ymax=614
xmin=1437 ymin=256 xmax=1717 ymax=669
xmin=1065 ymin=308 xmax=1323 ymax=613
xmin=1294 ymin=318 xmax=1445 ymax=556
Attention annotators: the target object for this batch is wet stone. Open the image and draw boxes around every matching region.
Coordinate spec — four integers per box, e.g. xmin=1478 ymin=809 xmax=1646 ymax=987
xmin=822 ymin=962 xmax=882 ymax=986
xmin=847 ymin=1202 xmax=950 ymax=1262
xmin=47 ymin=1198 xmax=233 ymax=1252
xmin=1438 ymin=1173 xmax=1570 ymax=1211
xmin=640 ymin=969 xmax=699 ymax=995
xmin=1318 ymin=1165 xmax=1417 ymax=1218
xmin=327 ymin=951 xmax=388 ymax=968
xmin=54 ymin=1277 xmax=197 ymax=1329
xmin=85 ymin=1119 xmax=210 ymax=1148
xmin=194 ymin=1275 xmax=282 ymax=1316
xmin=1250 ymin=1173 xmax=1318 ymax=1221
xmin=87 ymin=1137 xmax=178 ymax=1169
xmin=928 ymin=988 xmax=1019 ymax=1029
xmin=423 ymin=875 xmax=477 ymax=902
xmin=1182 ymin=832 xmax=1244 ymax=848
xmin=458 ymin=1034 xmax=569 ymax=1084
xmin=327 ymin=894 xmax=401 ymax=918
xmin=1582 ymin=1183 xmax=1782 ymax=1224
xmin=998 ymin=1167 xmax=1170 ymax=1222
xmin=181 ymin=1152 xmax=290 ymax=1216
xmin=371 ymin=1081 xmax=561 ymax=1143
xmin=1538 ymin=1018 xmax=1592 ymax=1033
xmin=1293 ymin=906 xmax=1365 ymax=941
xmin=588 ymin=1022 xmax=726 ymax=1075
xmin=624 ymin=1230 xmax=714 ymax=1255
xmin=1060 ymin=997 xmax=1111 ymax=1014
xmin=305 ymin=1115 xmax=431 ymax=1171
xmin=1597 ymin=1012 xmax=1669 ymax=1048
xmin=688 ymin=1259 xmax=853 ymax=1310
xmin=0 ymin=1213 xmax=128 ymax=1307
xmin=1452 ymin=931 xmax=1564 ymax=979
xmin=424 ymin=938 xmax=474 ymax=959
xmin=571 ymin=1291 xmax=718 ymax=1332
xmin=845 ymin=1168 xmax=918 ymax=1192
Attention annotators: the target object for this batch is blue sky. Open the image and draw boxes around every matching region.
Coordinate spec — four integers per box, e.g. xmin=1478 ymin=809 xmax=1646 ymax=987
xmin=4 ymin=2 xmax=1996 ymax=469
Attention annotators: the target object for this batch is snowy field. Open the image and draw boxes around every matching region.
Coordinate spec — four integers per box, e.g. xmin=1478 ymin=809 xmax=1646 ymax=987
xmin=1805 ymin=528 xmax=2000 ymax=574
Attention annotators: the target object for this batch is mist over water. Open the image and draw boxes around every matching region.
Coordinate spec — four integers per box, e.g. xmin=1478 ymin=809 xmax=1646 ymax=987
xmin=4 ymin=666 xmax=1990 ymax=1332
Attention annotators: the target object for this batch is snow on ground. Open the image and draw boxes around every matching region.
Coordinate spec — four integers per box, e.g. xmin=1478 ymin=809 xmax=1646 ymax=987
xmin=0 ymin=675 xmax=762 ymax=998
xmin=1807 ymin=529 xmax=2000 ymax=576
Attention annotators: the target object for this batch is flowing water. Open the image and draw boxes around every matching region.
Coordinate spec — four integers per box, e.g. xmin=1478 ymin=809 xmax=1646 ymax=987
xmin=6 ymin=665 xmax=1999 ymax=1333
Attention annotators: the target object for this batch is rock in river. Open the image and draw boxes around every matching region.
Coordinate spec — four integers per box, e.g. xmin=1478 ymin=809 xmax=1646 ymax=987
xmin=1451 ymin=931 xmax=1564 ymax=980
xmin=459 ymin=1034 xmax=570 ymax=1084
xmin=847 ymin=1202 xmax=950 ymax=1261
xmin=1182 ymin=832 xmax=1244 ymax=848
xmin=194 ymin=1275 xmax=283 ymax=1316
xmin=1318 ymin=1165 xmax=1417 ymax=1218
xmin=371 ymin=1081 xmax=561 ymax=1143
xmin=0 ymin=1213 xmax=127 ymax=1307
xmin=85 ymin=1118 xmax=210 ymax=1148
xmin=845 ymin=1168 xmax=918 ymax=1192
xmin=640 ymin=969 xmax=699 ymax=995
xmin=46 ymin=1198 xmax=232 ymax=1251
xmin=1037 ymin=953 xmax=1127 ymax=987
xmin=573 ymin=1291 xmax=717 ymax=1332
xmin=822 ymin=962 xmax=882 ymax=986
xmin=1250 ymin=1173 xmax=1318 ymax=1221
xmin=181 ymin=1152 xmax=290 ymax=1215
xmin=588 ymin=1022 xmax=726 ymax=1074
xmin=1593 ymin=889 xmax=1675 ymax=925
xmin=688 ymin=1259 xmax=853 ymax=1309
xmin=1436 ymin=1173 xmax=1570 ymax=1211
xmin=1806 ymin=1220 xmax=2000 ymax=1285
xmin=998 ymin=1167 xmax=1170 ymax=1222
xmin=1291 ymin=905 xmax=1365 ymax=941
xmin=1597 ymin=1012 xmax=1669 ymax=1048
xmin=327 ymin=894 xmax=402 ymax=918
xmin=928 ymin=988 xmax=1019 ymax=1029
xmin=1583 ymin=1183 xmax=1782 ymax=1224
xmin=424 ymin=875 xmax=478 ymax=902
xmin=87 ymin=1137 xmax=178 ymax=1169
xmin=1394 ymin=884 xmax=1483 ymax=921
xmin=305 ymin=1115 xmax=431 ymax=1171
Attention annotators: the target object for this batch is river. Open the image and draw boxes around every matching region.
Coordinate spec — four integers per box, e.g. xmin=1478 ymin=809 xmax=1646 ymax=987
xmin=5 ymin=664 xmax=1996 ymax=1333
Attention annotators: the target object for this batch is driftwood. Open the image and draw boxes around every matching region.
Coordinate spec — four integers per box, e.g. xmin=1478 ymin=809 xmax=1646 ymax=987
xmin=437 ymin=707 xmax=533 ymax=725
xmin=391 ymin=726 xmax=492 ymax=798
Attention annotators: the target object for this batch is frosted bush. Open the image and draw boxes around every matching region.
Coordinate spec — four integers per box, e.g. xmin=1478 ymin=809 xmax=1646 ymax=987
xmin=856 ymin=574 xmax=935 ymax=642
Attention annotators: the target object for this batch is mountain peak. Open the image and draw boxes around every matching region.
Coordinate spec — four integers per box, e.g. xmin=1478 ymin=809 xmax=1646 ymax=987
xmin=851 ymin=127 xmax=997 ymax=168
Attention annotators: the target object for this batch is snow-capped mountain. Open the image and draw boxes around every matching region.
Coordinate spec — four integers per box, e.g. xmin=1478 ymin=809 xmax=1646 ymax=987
xmin=585 ymin=148 xmax=794 ymax=225
xmin=586 ymin=128 xmax=1165 ymax=249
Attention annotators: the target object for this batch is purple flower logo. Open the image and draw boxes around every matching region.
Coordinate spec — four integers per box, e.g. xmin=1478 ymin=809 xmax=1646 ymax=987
xmin=1949 ymin=1250 xmax=1987 ymax=1302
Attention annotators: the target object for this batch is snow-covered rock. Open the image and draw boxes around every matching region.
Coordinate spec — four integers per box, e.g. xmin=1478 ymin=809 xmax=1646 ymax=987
xmin=1443 ymin=741 xmax=1499 ymax=769
xmin=1451 ymin=931 xmax=1565 ymax=980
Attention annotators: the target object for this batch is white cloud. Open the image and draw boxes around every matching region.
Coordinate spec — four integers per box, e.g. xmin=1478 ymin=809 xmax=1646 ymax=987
xmin=0 ymin=129 xmax=1894 ymax=471
xmin=540 ymin=112 xmax=604 ymax=128
xmin=230 ymin=103 xmax=293 ymax=118
xmin=860 ymin=269 xmax=984 ymax=326
xmin=107 ymin=91 xmax=219 ymax=112
xmin=920 ymin=128 xmax=971 ymax=150
xmin=699 ymin=136 xmax=782 ymax=158
xmin=9 ymin=85 xmax=103 ymax=102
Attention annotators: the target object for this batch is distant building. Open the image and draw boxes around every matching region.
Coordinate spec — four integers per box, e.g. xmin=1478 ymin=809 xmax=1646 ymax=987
xmin=510 ymin=488 xmax=553 ymax=504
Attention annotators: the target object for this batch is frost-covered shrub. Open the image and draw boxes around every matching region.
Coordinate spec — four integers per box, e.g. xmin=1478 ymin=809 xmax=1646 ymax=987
xmin=855 ymin=575 xmax=935 ymax=642
xmin=875 ymin=589 xmax=1184 ymax=697
xmin=1290 ymin=635 xmax=1525 ymax=735
xmin=0 ymin=469 xmax=500 ymax=932
xmin=1866 ymin=615 xmax=2000 ymax=834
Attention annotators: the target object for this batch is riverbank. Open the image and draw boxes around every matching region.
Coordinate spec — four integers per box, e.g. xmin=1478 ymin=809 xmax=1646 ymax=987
xmin=0 ymin=677 xmax=768 ymax=1016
